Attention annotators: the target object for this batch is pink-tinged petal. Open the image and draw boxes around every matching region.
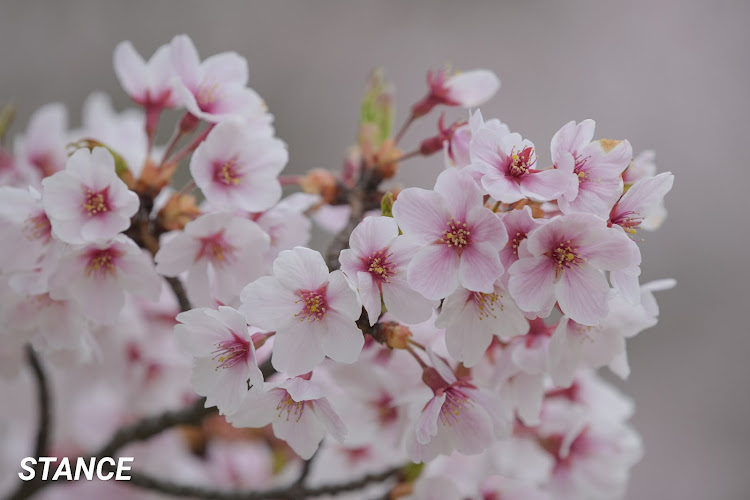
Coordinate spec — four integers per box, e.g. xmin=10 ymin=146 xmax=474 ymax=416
xmin=239 ymin=276 xmax=299 ymax=331
xmin=469 ymin=126 xmax=505 ymax=167
xmin=283 ymin=377 xmax=325 ymax=401
xmin=581 ymin=227 xmax=636 ymax=270
xmin=556 ymin=264 xmax=610 ymax=326
xmin=202 ymin=52 xmax=249 ymax=86
xmin=610 ymin=268 xmax=641 ymax=305
xmin=407 ymin=244 xmax=460 ymax=300
xmin=318 ymin=311 xmax=364 ymax=364
xmin=392 ymin=188 xmax=451 ymax=244
xmin=584 ymin=139 xmax=633 ymax=177
xmin=559 ymin=176 xmax=623 ymax=217
xmin=272 ymin=408 xmax=325 ymax=459
xmin=192 ymin=356 xmax=250 ymax=414
xmin=72 ymin=275 xmax=125 ymax=324
xmin=175 ymin=309 xmax=232 ymax=356
xmin=447 ymin=397 xmax=495 ymax=455
xmin=481 ymin=170 xmax=525 ymax=204
xmin=113 ymin=41 xmax=147 ymax=100
xmin=445 ymin=70 xmax=500 ymax=107
xmin=310 ymin=398 xmax=347 ymax=443
xmin=508 ymin=257 xmax=557 ymax=314
xmin=186 ymin=260 xmax=212 ymax=307
xmin=41 ymin=172 xmax=84 ymax=218
xmin=433 ymin=168 xmax=483 ymax=220
xmin=458 ymin=242 xmax=503 ymax=293
xmin=271 ymin=325 xmax=326 ymax=376
xmin=615 ymin=172 xmax=674 ymax=217
xmin=228 ymin=173 xmax=283 ymax=214
xmin=227 ymin=388 xmax=282 ymax=428
xmin=357 ymin=271 xmax=381 ymax=325
xmin=426 ymin=348 xmax=458 ymax=384
xmin=170 ymin=34 xmax=201 ymax=90
xmin=551 ymin=119 xmax=596 ymax=165
xmin=338 ymin=248 xmax=365 ymax=277
xmin=349 ymin=216 xmax=399 ymax=255
xmin=468 ymin=388 xmax=511 ymax=438
xmin=511 ymin=373 xmax=545 ymax=426
xmin=382 ymin=278 xmax=437 ymax=325
xmin=326 ymin=270 xmax=362 ymax=320
xmin=154 ymin=233 xmax=200 ymax=276
xmin=273 ymin=247 xmax=329 ymax=291
xmin=467 ymin=206 xmax=507 ymax=248
xmin=443 ymin=308 xmax=492 ymax=367
xmin=416 ymin=394 xmax=446 ymax=445
xmin=520 ymin=168 xmax=572 ymax=201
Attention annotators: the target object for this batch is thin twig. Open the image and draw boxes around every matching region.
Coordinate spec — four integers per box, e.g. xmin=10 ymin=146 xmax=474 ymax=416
xmin=293 ymin=448 xmax=319 ymax=488
xmin=125 ymin=465 xmax=402 ymax=500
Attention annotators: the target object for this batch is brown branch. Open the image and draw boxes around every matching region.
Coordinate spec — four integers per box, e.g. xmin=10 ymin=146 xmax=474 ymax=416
xmin=4 ymin=346 xmax=52 ymax=500
xmin=124 ymin=464 xmax=402 ymax=500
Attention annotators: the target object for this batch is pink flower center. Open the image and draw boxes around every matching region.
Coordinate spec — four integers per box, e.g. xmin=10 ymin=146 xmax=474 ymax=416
xmin=440 ymin=218 xmax=471 ymax=250
xmin=276 ymin=392 xmax=306 ymax=422
xmin=471 ymin=291 xmax=503 ymax=320
xmin=438 ymin=386 xmax=474 ymax=427
xmin=211 ymin=332 xmax=250 ymax=370
xmin=197 ymin=80 xmax=222 ymax=111
xmin=197 ymin=231 xmax=236 ymax=267
xmin=573 ymin=154 xmax=591 ymax=183
xmin=371 ymin=392 xmax=399 ymax=426
xmin=84 ymin=247 xmax=120 ymax=279
xmin=213 ymin=159 xmax=243 ymax=187
xmin=510 ymin=231 xmax=528 ymax=256
xmin=24 ymin=210 xmax=52 ymax=242
xmin=82 ymin=187 xmax=111 ymax=217
xmin=366 ymin=248 xmax=395 ymax=283
xmin=295 ymin=285 xmax=329 ymax=322
xmin=30 ymin=152 xmax=59 ymax=178
xmin=508 ymin=146 xmax=536 ymax=177
xmin=610 ymin=209 xmax=643 ymax=236
xmin=551 ymin=240 xmax=584 ymax=274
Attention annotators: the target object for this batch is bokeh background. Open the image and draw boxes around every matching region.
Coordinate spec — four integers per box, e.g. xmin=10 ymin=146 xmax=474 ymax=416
xmin=2 ymin=1 xmax=749 ymax=498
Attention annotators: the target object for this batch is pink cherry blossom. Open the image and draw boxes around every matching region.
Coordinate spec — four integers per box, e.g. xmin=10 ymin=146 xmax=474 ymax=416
xmin=406 ymin=354 xmax=510 ymax=462
xmin=508 ymin=213 xmax=634 ymax=326
xmin=41 ymin=147 xmax=139 ymax=244
xmin=622 ymin=149 xmax=656 ymax=185
xmin=551 ymin=120 xmax=633 ymax=217
xmin=497 ymin=206 xmax=546 ymax=285
xmin=227 ymin=376 xmax=346 ymax=459
xmin=251 ymin=192 xmax=315 ymax=269
xmin=175 ymin=306 xmax=263 ymax=414
xmin=190 ymin=119 xmax=287 ymax=212
xmin=0 ymin=187 xmax=52 ymax=274
xmin=468 ymin=128 xmax=571 ymax=203
xmin=48 ymin=235 xmax=162 ymax=324
xmin=392 ymin=168 xmax=508 ymax=300
xmin=155 ymin=212 xmax=270 ymax=307
xmin=413 ymin=67 xmax=500 ymax=117
xmin=435 ymin=281 xmax=528 ymax=367
xmin=13 ymin=103 xmax=68 ymax=186
xmin=240 ymin=247 xmax=363 ymax=376
xmin=113 ymin=40 xmax=178 ymax=110
xmin=339 ymin=216 xmax=436 ymax=326
xmin=170 ymin=34 xmax=267 ymax=123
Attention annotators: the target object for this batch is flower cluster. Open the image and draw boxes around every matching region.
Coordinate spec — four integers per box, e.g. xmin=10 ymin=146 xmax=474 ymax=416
xmin=0 ymin=35 xmax=673 ymax=500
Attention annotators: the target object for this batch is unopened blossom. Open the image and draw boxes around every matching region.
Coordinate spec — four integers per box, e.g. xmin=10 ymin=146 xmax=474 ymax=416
xmin=435 ymin=281 xmax=528 ymax=367
xmin=508 ymin=213 xmax=634 ymax=326
xmin=227 ymin=376 xmax=346 ymax=459
xmin=175 ymin=306 xmax=263 ymax=414
xmin=339 ymin=216 xmax=436 ymax=325
xmin=170 ymin=34 xmax=267 ymax=123
xmin=468 ymin=127 xmax=571 ymax=203
xmin=406 ymin=352 xmax=510 ymax=462
xmin=155 ymin=212 xmax=270 ymax=307
xmin=551 ymin=119 xmax=633 ymax=217
xmin=392 ymin=168 xmax=507 ymax=300
xmin=114 ymin=40 xmax=178 ymax=111
xmin=41 ymin=147 xmax=139 ymax=244
xmin=413 ymin=67 xmax=500 ymax=117
xmin=48 ymin=235 xmax=162 ymax=324
xmin=13 ymin=103 xmax=68 ymax=185
xmin=240 ymin=247 xmax=363 ymax=376
xmin=190 ymin=119 xmax=287 ymax=212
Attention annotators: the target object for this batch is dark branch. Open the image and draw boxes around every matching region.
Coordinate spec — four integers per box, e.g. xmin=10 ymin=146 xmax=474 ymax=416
xmin=165 ymin=276 xmax=192 ymax=313
xmin=125 ymin=465 xmax=402 ymax=500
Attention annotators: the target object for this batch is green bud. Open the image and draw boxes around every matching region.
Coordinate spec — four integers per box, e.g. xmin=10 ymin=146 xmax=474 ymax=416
xmin=0 ymin=102 xmax=16 ymax=144
xmin=359 ymin=68 xmax=395 ymax=151
xmin=381 ymin=191 xmax=395 ymax=218
xmin=401 ymin=462 xmax=424 ymax=482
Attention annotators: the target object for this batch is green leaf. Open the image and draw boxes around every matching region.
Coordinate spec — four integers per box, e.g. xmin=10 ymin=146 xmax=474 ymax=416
xmin=359 ymin=68 xmax=395 ymax=150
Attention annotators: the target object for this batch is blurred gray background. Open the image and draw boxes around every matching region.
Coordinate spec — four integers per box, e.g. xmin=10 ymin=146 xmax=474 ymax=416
xmin=2 ymin=1 xmax=749 ymax=498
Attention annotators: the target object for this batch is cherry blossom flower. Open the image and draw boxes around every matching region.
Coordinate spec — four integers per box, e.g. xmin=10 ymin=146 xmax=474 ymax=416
xmin=170 ymin=34 xmax=267 ymax=123
xmin=13 ymin=103 xmax=68 ymax=186
xmin=497 ymin=206 xmax=546 ymax=285
xmin=392 ymin=168 xmax=507 ymax=300
xmin=468 ymin=128 xmax=571 ymax=203
xmin=240 ymin=247 xmax=363 ymax=376
xmin=251 ymin=192 xmax=315 ymax=269
xmin=48 ymin=235 xmax=162 ymax=323
xmin=190 ymin=119 xmax=287 ymax=212
xmin=413 ymin=67 xmax=500 ymax=117
xmin=114 ymin=40 xmax=178 ymax=110
xmin=435 ymin=281 xmax=528 ymax=367
xmin=406 ymin=353 xmax=510 ymax=462
xmin=0 ymin=186 xmax=52 ymax=274
xmin=175 ymin=306 xmax=263 ymax=414
xmin=551 ymin=119 xmax=633 ymax=217
xmin=622 ymin=149 xmax=656 ymax=185
xmin=41 ymin=147 xmax=139 ymax=244
xmin=508 ymin=213 xmax=634 ymax=325
xmin=155 ymin=212 xmax=270 ymax=307
xmin=339 ymin=216 xmax=436 ymax=325
xmin=227 ymin=376 xmax=346 ymax=459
